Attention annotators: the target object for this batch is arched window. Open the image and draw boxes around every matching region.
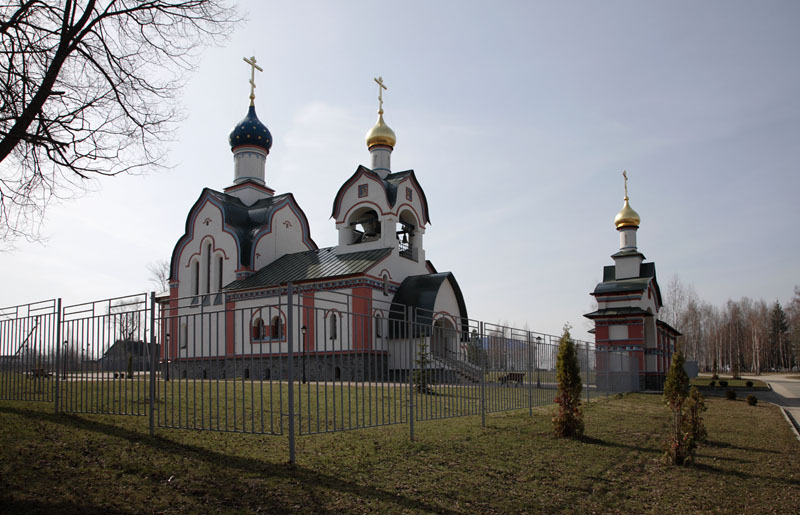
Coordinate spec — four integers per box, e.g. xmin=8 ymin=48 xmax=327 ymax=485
xmin=375 ymin=313 xmax=382 ymax=338
xmin=252 ymin=318 xmax=266 ymax=340
xmin=270 ymin=316 xmax=283 ymax=339
xmin=217 ymin=255 xmax=224 ymax=292
xmin=192 ymin=261 xmax=200 ymax=295
xmin=382 ymin=274 xmax=389 ymax=295
xmin=329 ymin=313 xmax=338 ymax=340
xmin=205 ymin=243 xmax=212 ymax=294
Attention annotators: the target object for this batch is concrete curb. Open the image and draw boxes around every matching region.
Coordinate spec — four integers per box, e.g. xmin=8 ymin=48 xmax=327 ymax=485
xmin=780 ymin=407 xmax=800 ymax=442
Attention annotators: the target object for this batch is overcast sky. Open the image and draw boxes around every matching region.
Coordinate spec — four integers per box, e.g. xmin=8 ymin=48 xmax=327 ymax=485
xmin=1 ymin=1 xmax=798 ymax=341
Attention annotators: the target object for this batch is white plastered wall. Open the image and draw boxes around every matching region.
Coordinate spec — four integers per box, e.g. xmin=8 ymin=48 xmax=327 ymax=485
xmin=252 ymin=203 xmax=312 ymax=270
xmin=177 ymin=200 xmax=239 ymax=299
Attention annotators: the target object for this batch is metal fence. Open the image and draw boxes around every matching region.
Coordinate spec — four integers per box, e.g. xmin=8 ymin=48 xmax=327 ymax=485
xmin=0 ymin=285 xmax=636 ymax=463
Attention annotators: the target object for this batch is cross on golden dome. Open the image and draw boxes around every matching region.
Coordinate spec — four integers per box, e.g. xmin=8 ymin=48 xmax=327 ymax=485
xmin=374 ymin=76 xmax=387 ymax=113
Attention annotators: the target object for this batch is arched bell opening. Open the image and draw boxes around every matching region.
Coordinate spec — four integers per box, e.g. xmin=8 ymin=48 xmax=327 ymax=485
xmin=347 ymin=207 xmax=382 ymax=244
xmin=396 ymin=210 xmax=417 ymax=260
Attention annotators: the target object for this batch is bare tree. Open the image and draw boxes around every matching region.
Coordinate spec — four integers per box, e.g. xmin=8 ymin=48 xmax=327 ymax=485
xmin=147 ymin=258 xmax=170 ymax=293
xmin=110 ymin=299 xmax=142 ymax=342
xmin=0 ymin=1 xmax=237 ymax=247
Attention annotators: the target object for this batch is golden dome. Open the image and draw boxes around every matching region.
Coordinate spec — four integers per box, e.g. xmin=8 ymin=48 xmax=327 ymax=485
xmin=365 ymin=111 xmax=396 ymax=148
xmin=614 ymin=197 xmax=641 ymax=228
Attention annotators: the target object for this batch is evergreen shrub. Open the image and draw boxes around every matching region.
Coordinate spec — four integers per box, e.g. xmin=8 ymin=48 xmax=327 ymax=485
xmin=746 ymin=380 xmax=754 ymax=388
xmin=708 ymin=380 xmax=716 ymax=387
xmin=746 ymin=394 xmax=758 ymax=406
xmin=719 ymin=380 xmax=728 ymax=387
xmin=552 ymin=324 xmax=583 ymax=438
xmin=725 ymin=389 xmax=736 ymax=400
xmin=664 ymin=351 xmax=695 ymax=465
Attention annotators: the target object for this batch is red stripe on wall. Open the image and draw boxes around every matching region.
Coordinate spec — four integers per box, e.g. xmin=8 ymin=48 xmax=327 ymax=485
xmin=226 ymin=300 xmax=235 ymax=356
xmin=302 ymin=291 xmax=316 ymax=351
xmin=352 ymin=286 xmax=372 ymax=350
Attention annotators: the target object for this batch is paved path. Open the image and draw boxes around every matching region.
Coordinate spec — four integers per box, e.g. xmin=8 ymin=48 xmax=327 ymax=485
xmin=742 ymin=373 xmax=800 ymax=438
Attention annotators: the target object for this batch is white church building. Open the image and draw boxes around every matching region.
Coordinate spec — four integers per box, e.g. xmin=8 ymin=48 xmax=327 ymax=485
xmin=160 ymin=67 xmax=469 ymax=381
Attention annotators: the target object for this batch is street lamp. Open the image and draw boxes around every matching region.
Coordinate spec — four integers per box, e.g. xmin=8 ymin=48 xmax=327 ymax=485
xmin=301 ymin=325 xmax=307 ymax=384
xmin=535 ymin=336 xmax=542 ymax=388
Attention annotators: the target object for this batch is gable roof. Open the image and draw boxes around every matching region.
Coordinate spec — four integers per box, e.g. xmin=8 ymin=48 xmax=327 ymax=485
xmin=225 ymin=246 xmax=392 ymax=291
xmin=330 ymin=166 xmax=431 ymax=224
xmin=170 ymin=188 xmax=317 ymax=279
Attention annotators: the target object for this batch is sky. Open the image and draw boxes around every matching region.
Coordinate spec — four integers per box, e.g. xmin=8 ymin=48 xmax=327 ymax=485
xmin=1 ymin=1 xmax=798 ymax=342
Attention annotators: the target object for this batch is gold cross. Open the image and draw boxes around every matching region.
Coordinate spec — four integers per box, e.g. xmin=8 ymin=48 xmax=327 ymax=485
xmin=243 ymin=56 xmax=263 ymax=106
xmin=622 ymin=170 xmax=629 ymax=198
xmin=374 ymin=76 xmax=387 ymax=113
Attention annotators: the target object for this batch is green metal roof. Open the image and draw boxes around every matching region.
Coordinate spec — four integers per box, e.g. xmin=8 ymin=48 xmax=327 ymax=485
xmin=225 ymin=246 xmax=392 ymax=291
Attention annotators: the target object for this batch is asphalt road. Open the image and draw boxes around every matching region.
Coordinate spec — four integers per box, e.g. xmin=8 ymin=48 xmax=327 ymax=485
xmin=743 ymin=373 xmax=800 ymax=437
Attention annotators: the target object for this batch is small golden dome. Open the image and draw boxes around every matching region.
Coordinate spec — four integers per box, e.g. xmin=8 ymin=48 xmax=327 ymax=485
xmin=365 ymin=111 xmax=396 ymax=148
xmin=614 ymin=197 xmax=641 ymax=228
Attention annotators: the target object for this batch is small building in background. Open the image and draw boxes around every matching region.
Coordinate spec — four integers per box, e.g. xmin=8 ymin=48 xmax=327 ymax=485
xmin=584 ymin=173 xmax=680 ymax=390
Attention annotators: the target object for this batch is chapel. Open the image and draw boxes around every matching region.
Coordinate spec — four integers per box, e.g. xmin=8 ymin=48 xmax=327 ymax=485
xmin=584 ymin=173 xmax=680 ymax=390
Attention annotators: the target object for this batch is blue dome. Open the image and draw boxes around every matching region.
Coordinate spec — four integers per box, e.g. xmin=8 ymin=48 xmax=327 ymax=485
xmin=228 ymin=105 xmax=272 ymax=152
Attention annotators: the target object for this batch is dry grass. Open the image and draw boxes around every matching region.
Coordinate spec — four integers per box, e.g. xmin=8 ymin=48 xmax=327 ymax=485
xmin=1 ymin=393 xmax=798 ymax=513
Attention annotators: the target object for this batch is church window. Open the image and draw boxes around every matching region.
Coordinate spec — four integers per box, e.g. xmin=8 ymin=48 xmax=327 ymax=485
xmin=375 ymin=313 xmax=382 ymax=338
xmin=180 ymin=322 xmax=188 ymax=349
xmin=205 ymin=243 xmax=212 ymax=294
xmin=252 ymin=318 xmax=266 ymax=341
xmin=270 ymin=316 xmax=283 ymax=339
xmin=329 ymin=313 xmax=338 ymax=340
xmin=382 ymin=274 xmax=389 ymax=295
xmin=192 ymin=261 xmax=200 ymax=295
xmin=405 ymin=187 xmax=412 ymax=201
xmin=217 ymin=256 xmax=224 ymax=292
xmin=358 ymin=184 xmax=368 ymax=197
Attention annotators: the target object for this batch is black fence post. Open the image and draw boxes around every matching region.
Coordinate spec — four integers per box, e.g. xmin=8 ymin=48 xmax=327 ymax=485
xmin=408 ymin=305 xmax=415 ymax=442
xmin=287 ymin=282 xmax=296 ymax=464
xmin=149 ymin=292 xmax=156 ymax=437
xmin=54 ymin=298 xmax=62 ymax=414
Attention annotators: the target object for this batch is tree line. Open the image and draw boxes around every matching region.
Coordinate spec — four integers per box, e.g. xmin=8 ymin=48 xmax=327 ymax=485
xmin=660 ymin=278 xmax=800 ymax=374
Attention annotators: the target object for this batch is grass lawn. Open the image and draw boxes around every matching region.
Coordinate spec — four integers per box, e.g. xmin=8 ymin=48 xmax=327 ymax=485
xmin=1 ymin=393 xmax=799 ymax=513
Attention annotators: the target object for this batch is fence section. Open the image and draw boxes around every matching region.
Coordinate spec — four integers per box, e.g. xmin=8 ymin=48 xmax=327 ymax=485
xmin=1 ymin=288 xmax=638 ymax=462
xmin=157 ymin=291 xmax=287 ymax=435
xmin=594 ymin=349 xmax=641 ymax=393
xmin=58 ymin=294 xmax=152 ymax=415
xmin=0 ymin=299 xmax=59 ymax=402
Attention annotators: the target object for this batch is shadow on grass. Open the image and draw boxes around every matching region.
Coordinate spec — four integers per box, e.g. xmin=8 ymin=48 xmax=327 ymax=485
xmin=692 ymin=462 xmax=800 ymax=487
xmin=704 ymin=439 xmax=781 ymax=454
xmin=0 ymin=498 xmax=131 ymax=515
xmin=0 ymin=406 xmax=458 ymax=514
xmin=576 ymin=434 xmax=658 ymax=455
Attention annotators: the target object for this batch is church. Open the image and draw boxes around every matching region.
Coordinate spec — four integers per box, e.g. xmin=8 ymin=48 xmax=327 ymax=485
xmin=160 ymin=61 xmax=469 ymax=381
xmin=584 ymin=174 xmax=680 ymax=390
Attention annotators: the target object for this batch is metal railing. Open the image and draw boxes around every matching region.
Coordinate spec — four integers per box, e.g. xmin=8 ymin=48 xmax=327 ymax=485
xmin=0 ymin=286 xmax=634 ymax=463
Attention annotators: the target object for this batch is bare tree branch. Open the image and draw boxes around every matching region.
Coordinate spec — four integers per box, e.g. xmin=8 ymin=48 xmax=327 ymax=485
xmin=0 ymin=0 xmax=238 ymax=248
